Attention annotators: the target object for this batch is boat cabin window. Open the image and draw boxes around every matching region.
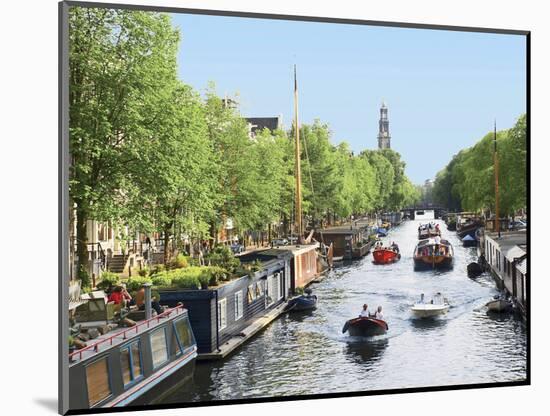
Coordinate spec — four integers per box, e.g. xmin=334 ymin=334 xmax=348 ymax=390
xmin=235 ymin=290 xmax=244 ymax=320
xmin=255 ymin=281 xmax=264 ymax=298
xmin=120 ymin=341 xmax=142 ymax=386
xmin=172 ymin=317 xmax=195 ymax=355
xmin=276 ymin=272 xmax=284 ymax=300
xmin=247 ymin=284 xmax=256 ymax=303
xmin=150 ymin=327 xmax=169 ymax=369
xmin=266 ymin=275 xmax=276 ymax=306
xmin=86 ymin=358 xmax=111 ymax=407
xmin=217 ymin=298 xmax=227 ymax=331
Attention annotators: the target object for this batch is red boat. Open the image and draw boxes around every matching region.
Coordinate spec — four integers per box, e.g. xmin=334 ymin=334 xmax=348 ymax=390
xmin=342 ymin=317 xmax=388 ymax=336
xmin=372 ymin=247 xmax=401 ymax=264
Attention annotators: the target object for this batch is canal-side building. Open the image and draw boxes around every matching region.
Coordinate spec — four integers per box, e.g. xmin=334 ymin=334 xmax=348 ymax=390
xmin=245 ymin=116 xmax=282 ymax=139
xmin=483 ymin=231 xmax=527 ymax=314
xmin=158 ymin=251 xmax=292 ymax=358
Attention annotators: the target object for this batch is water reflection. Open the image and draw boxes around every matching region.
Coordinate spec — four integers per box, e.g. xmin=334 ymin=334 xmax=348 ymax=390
xmin=345 ymin=338 xmax=389 ymax=363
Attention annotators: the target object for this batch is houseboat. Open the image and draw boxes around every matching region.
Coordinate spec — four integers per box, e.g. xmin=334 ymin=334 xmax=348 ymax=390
xmin=69 ymin=304 xmax=197 ymax=410
xmin=159 ymin=252 xmax=292 ymax=358
xmin=456 ymin=213 xmax=483 ymax=239
xmin=413 ymin=238 xmax=454 ymax=270
xmin=482 ymin=230 xmax=527 ymax=316
xmin=259 ymin=245 xmax=322 ymax=291
xmin=314 ymin=226 xmax=373 ymax=261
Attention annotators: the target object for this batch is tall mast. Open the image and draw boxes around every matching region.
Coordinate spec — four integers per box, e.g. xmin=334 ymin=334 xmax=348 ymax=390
xmin=494 ymin=120 xmax=500 ymax=238
xmin=294 ymin=65 xmax=303 ymax=240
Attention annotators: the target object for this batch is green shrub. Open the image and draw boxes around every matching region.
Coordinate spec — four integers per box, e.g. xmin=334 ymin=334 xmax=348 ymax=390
xmin=138 ymin=267 xmax=150 ymax=277
xmin=97 ymin=271 xmax=120 ymax=291
xmin=152 ymin=264 xmax=166 ymax=275
xmin=151 ymin=272 xmax=172 ymax=288
xmin=170 ymin=254 xmax=189 ymax=269
xmin=171 ymin=274 xmax=200 ymax=289
xmin=205 ymin=245 xmax=240 ymax=273
xmin=126 ymin=276 xmax=153 ymax=292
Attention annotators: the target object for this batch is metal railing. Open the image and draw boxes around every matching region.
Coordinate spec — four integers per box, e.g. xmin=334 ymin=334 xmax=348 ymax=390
xmin=69 ymin=304 xmax=185 ymax=362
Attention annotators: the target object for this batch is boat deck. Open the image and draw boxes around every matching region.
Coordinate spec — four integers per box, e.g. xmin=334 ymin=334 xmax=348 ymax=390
xmin=69 ymin=305 xmax=186 ymax=365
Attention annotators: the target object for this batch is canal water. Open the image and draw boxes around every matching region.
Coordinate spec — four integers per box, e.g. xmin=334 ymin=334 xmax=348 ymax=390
xmin=161 ymin=219 xmax=526 ymax=403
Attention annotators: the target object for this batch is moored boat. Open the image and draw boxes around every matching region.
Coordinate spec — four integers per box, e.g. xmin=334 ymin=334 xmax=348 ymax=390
xmin=372 ymin=247 xmax=401 ymax=264
xmin=411 ymin=293 xmax=449 ymax=318
xmin=413 ymin=238 xmax=454 ymax=270
xmin=284 ymin=289 xmax=318 ymax=312
xmin=69 ymin=304 xmax=197 ymax=409
xmin=342 ymin=317 xmax=388 ymax=337
xmin=485 ymin=295 xmax=513 ymax=313
xmin=462 ymin=234 xmax=477 ymax=247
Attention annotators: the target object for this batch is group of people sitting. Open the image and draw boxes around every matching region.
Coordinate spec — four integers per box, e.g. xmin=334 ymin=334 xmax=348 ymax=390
xmin=374 ymin=240 xmax=400 ymax=253
xmin=359 ymin=303 xmax=384 ymax=320
xmin=107 ymin=284 xmax=164 ymax=316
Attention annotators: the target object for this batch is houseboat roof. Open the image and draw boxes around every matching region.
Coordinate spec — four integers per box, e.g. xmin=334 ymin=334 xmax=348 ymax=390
xmin=69 ymin=305 xmax=188 ymax=366
xmin=485 ymin=230 xmax=527 ymax=249
xmin=238 ymin=249 xmax=293 ymax=264
xmin=263 ymin=244 xmax=318 ymax=256
xmin=315 ymin=226 xmax=365 ymax=235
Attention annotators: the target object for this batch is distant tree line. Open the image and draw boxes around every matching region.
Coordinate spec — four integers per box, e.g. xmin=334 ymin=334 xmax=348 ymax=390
xmin=68 ymin=8 xmax=419 ymax=285
xmin=432 ymin=114 xmax=526 ymax=214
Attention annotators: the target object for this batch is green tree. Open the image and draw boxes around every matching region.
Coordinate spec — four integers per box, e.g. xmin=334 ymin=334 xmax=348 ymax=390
xmin=69 ymin=8 xmax=180 ymax=285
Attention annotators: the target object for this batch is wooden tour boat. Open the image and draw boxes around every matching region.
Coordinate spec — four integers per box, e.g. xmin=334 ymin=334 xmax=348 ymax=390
xmin=418 ymin=223 xmax=441 ymax=240
xmin=413 ymin=238 xmax=454 ymax=270
xmin=342 ymin=317 xmax=388 ymax=337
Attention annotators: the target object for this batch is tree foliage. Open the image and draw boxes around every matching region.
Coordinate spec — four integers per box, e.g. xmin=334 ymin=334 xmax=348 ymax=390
xmin=432 ymin=115 xmax=526 ymax=215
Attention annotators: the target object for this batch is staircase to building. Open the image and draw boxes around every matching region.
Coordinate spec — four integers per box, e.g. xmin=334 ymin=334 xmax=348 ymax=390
xmin=108 ymin=254 xmax=128 ymax=273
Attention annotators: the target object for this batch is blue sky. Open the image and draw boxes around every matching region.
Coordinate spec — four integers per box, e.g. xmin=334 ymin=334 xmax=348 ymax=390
xmin=171 ymin=13 xmax=526 ymax=184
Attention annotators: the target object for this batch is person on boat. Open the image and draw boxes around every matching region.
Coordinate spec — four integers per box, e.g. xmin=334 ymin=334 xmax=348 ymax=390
xmin=374 ymin=306 xmax=384 ymax=320
xmin=360 ymin=304 xmax=370 ymax=317
xmin=108 ymin=285 xmax=132 ymax=307
xmin=390 ymin=241 xmax=399 ymax=253
xmin=135 ymin=287 xmax=164 ymax=315
xmin=419 ymin=293 xmax=425 ymax=304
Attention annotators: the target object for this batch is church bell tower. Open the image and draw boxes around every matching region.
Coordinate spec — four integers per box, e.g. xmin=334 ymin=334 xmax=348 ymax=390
xmin=377 ymin=101 xmax=391 ymax=149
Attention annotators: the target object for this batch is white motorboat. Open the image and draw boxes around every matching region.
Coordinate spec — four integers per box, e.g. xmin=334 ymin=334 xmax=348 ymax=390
xmin=411 ymin=293 xmax=449 ymax=318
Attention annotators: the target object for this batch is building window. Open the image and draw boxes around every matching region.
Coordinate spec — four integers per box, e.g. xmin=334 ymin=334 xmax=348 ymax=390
xmin=150 ymin=327 xmax=168 ymax=369
xmin=235 ymin=291 xmax=244 ymax=320
xmin=86 ymin=358 xmax=111 ymax=407
xmin=120 ymin=341 xmax=142 ymax=386
xmin=218 ymin=298 xmax=227 ymax=330
xmin=172 ymin=317 xmax=194 ymax=355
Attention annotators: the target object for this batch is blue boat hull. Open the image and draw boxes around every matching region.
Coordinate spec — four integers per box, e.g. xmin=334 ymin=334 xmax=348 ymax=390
xmin=285 ymin=295 xmax=317 ymax=312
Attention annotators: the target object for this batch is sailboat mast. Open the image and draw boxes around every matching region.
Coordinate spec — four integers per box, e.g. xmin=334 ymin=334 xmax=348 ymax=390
xmin=294 ymin=65 xmax=303 ymax=240
xmin=494 ymin=120 xmax=500 ymax=238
